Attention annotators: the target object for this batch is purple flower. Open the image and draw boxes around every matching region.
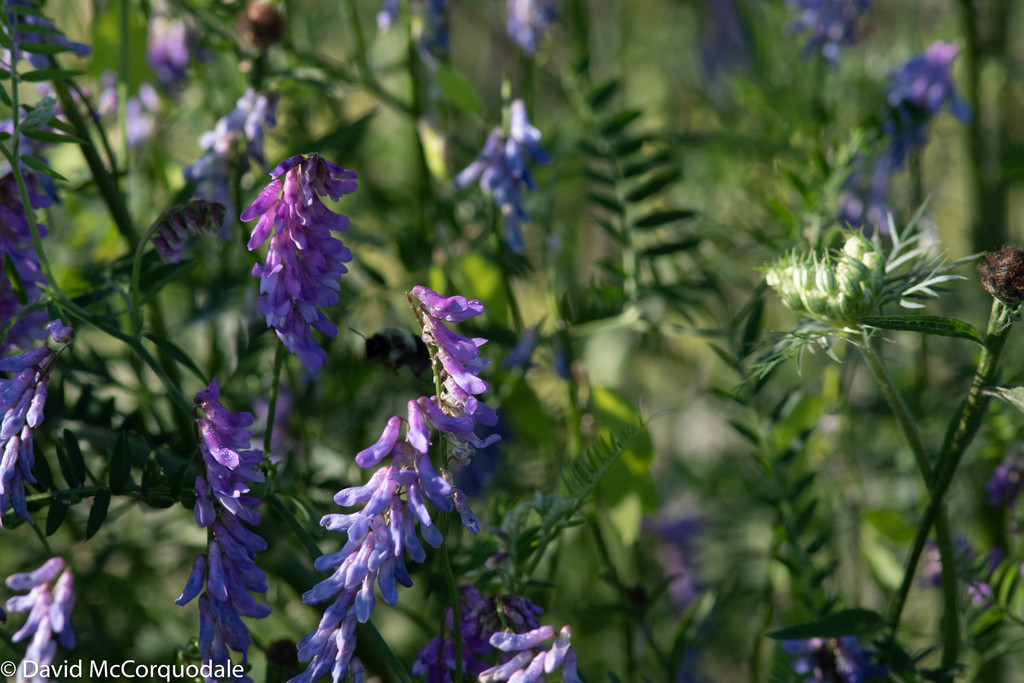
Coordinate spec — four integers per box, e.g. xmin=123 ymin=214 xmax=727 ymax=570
xmin=0 ymin=165 xmax=52 ymax=353
xmin=184 ymin=88 xmax=278 ymax=237
xmin=455 ymin=100 xmax=549 ymax=252
xmin=377 ymin=0 xmax=400 ymax=31
xmin=644 ymin=515 xmax=702 ymax=610
xmin=480 ymin=625 xmax=579 ymax=683
xmin=147 ymin=12 xmax=195 ymax=88
xmin=787 ymin=0 xmax=870 ymax=63
xmin=5 ymin=557 xmax=76 ymax=679
xmin=986 ymin=456 xmax=1023 ymax=509
xmin=2 ymin=0 xmax=91 ymax=69
xmin=149 ymin=199 xmax=227 ymax=264
xmin=0 ymin=322 xmax=72 ymax=528
xmin=125 ymin=84 xmax=161 ymax=149
xmin=697 ymin=0 xmax=753 ymax=88
xmin=417 ymin=0 xmax=450 ymax=61
xmin=242 ymin=154 xmax=358 ymax=371
xmin=176 ymin=380 xmax=270 ymax=682
xmin=782 ymin=637 xmax=886 ymax=683
xmin=837 ymin=151 xmax=893 ymax=234
xmin=883 ymin=42 xmax=971 ymax=169
xmin=411 ymin=286 xmax=500 ymax=461
xmin=503 ymin=326 xmax=540 ymax=370
xmin=506 ymin=0 xmax=559 ymax=55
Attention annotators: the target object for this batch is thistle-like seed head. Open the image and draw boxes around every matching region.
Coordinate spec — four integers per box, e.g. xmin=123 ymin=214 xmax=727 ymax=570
xmin=980 ymin=246 xmax=1024 ymax=304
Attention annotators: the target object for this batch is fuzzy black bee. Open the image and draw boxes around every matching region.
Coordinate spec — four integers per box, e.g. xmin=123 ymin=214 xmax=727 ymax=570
xmin=364 ymin=327 xmax=431 ymax=378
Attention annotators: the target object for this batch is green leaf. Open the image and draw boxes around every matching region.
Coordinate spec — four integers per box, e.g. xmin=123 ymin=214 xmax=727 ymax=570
xmin=109 ymin=432 xmax=130 ymax=494
xmin=63 ymin=429 xmax=86 ymax=487
xmin=986 ymin=386 xmax=1024 ymax=414
xmin=863 ymin=509 xmax=916 ymax=543
xmin=19 ymin=154 xmax=66 ymax=181
xmin=435 ymin=65 xmax=483 ymax=115
xmin=20 ymin=68 xmax=84 ymax=82
xmin=622 ymin=151 xmax=673 ymax=178
xmin=86 ymin=489 xmax=110 ymax=540
xmin=21 ymin=95 xmax=56 ymax=132
xmin=767 ymin=608 xmax=885 ymax=640
xmin=586 ymin=80 xmax=619 ymax=110
xmin=633 ymin=208 xmax=697 ymax=229
xmin=3 ymin=251 xmax=28 ymax=305
xmin=858 ymin=315 xmax=983 ymax=344
xmin=16 ymin=42 xmax=73 ymax=56
xmin=23 ymin=128 xmax=87 ymax=145
xmin=600 ymin=109 xmax=642 ymax=137
xmin=31 ymin=441 xmax=54 ymax=491
xmin=144 ymin=333 xmax=207 ymax=382
xmin=638 ymin=238 xmax=701 ymax=259
xmin=45 ymin=497 xmax=68 ymax=536
xmin=626 ymin=168 xmax=681 ymax=203
xmin=588 ymin=192 xmax=624 ymax=215
xmin=54 ymin=440 xmax=81 ymax=488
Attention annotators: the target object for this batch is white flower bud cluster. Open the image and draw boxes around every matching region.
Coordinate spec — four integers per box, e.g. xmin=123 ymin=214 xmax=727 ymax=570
xmin=765 ymin=234 xmax=885 ymax=327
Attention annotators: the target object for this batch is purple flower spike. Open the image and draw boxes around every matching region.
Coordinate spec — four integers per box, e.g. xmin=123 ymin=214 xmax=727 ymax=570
xmin=242 ymin=153 xmax=358 ymax=372
xmin=149 ymin=199 xmax=227 ymax=264
xmin=883 ymin=42 xmax=971 ymax=170
xmin=5 ymin=557 xmax=76 ymax=678
xmin=455 ymin=100 xmax=549 ymax=252
xmin=783 ymin=636 xmax=887 ymax=683
xmin=184 ymin=89 xmax=278 ymax=237
xmin=987 ymin=456 xmax=1024 ymax=509
xmin=0 ymin=325 xmax=70 ymax=528
xmin=787 ymin=0 xmax=870 ymax=63
xmin=179 ymin=379 xmax=270 ymax=683
xmin=506 ymin=0 xmax=559 ymax=55
xmin=147 ymin=12 xmax=196 ymax=88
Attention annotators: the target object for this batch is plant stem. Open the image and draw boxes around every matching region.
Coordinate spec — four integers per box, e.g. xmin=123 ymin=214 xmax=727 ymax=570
xmin=263 ymin=341 xmax=286 ymax=459
xmin=887 ymin=300 xmax=1015 ymax=633
xmin=859 ymin=330 xmax=960 ymax=665
xmin=439 ymin=512 xmax=464 ymax=683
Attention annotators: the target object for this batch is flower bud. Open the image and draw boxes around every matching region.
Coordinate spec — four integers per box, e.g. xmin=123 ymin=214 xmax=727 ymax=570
xmin=980 ymin=246 xmax=1024 ymax=304
xmin=237 ymin=1 xmax=286 ymax=50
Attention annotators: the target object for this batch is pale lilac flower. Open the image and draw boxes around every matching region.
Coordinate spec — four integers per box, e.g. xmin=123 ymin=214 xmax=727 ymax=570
xmin=184 ymin=89 xmax=278 ymax=236
xmin=455 ymin=100 xmax=549 ymax=252
xmin=147 ymin=12 xmax=194 ymax=88
xmin=176 ymin=380 xmax=270 ymax=683
xmin=506 ymin=0 xmax=559 ymax=55
xmin=2 ymin=0 xmax=91 ymax=69
xmin=0 ymin=322 xmax=72 ymax=528
xmin=149 ymin=199 xmax=227 ymax=264
xmin=883 ymin=42 xmax=971 ymax=169
xmin=242 ymin=154 xmax=358 ymax=371
xmin=986 ymin=456 xmax=1023 ymax=509
xmin=787 ymin=0 xmax=870 ymax=63
xmin=480 ymin=625 xmax=579 ymax=683
xmin=837 ymin=151 xmax=893 ymax=234
xmin=5 ymin=557 xmax=76 ymax=680
xmin=782 ymin=637 xmax=886 ymax=683
xmin=125 ymin=84 xmax=161 ymax=148
xmin=377 ymin=0 xmax=400 ymax=30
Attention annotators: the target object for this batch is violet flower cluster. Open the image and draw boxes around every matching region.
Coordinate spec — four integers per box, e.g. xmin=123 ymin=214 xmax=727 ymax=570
xmin=149 ymin=199 xmax=228 ymax=264
xmin=241 ymin=153 xmax=358 ymax=372
xmin=96 ymin=72 xmax=162 ymax=149
xmin=5 ymin=557 xmax=76 ymax=680
xmin=184 ymin=88 xmax=278 ymax=237
xmin=292 ymin=287 xmax=495 ymax=683
xmin=0 ymin=167 xmax=51 ymax=353
xmin=176 ymin=380 xmax=270 ymax=682
xmin=1 ymin=321 xmax=73 ymax=528
xmin=506 ymin=0 xmax=559 ymax=55
xmin=882 ymin=41 xmax=971 ymax=169
xmin=378 ymin=0 xmax=450 ymax=61
xmin=413 ymin=586 xmax=579 ymax=683
xmin=147 ymin=9 xmax=197 ymax=88
xmin=787 ymin=0 xmax=869 ymax=63
xmin=987 ymin=456 xmax=1023 ymax=509
xmin=839 ymin=42 xmax=970 ymax=233
xmin=783 ymin=637 xmax=886 ymax=683
xmin=2 ymin=0 xmax=91 ymax=69
xmin=455 ymin=100 xmax=550 ymax=253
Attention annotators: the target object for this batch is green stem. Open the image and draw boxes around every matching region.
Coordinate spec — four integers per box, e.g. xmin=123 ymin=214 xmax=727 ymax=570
xmin=887 ymin=300 xmax=1015 ymax=633
xmin=859 ymin=330 xmax=959 ymax=667
xmin=263 ymin=341 xmax=286 ymax=460
xmin=439 ymin=513 xmax=464 ymax=683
